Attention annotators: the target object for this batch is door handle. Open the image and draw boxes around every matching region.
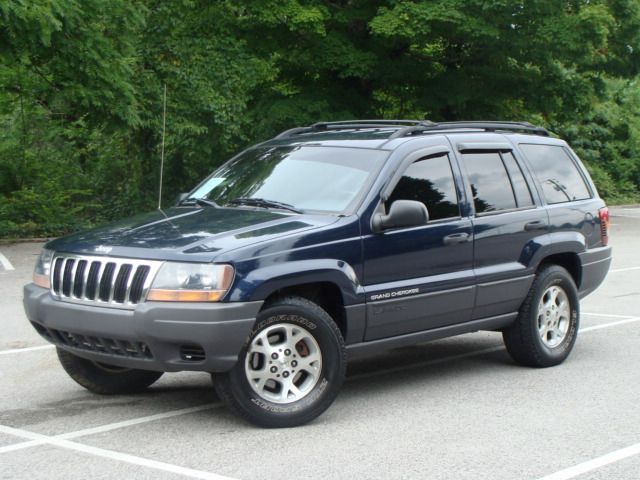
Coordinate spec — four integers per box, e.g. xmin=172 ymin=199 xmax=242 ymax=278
xmin=524 ymin=221 xmax=546 ymax=231
xmin=443 ymin=232 xmax=470 ymax=245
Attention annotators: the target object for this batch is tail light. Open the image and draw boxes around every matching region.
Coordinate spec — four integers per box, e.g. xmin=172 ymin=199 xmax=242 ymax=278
xmin=598 ymin=207 xmax=610 ymax=246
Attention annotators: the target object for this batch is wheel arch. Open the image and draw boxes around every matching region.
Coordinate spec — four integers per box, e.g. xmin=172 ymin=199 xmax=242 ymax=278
xmin=262 ymin=282 xmax=348 ymax=340
xmin=531 ymin=231 xmax=586 ymax=288
xmin=228 ymin=259 xmax=364 ymax=342
xmin=537 ymin=252 xmax=582 ymax=288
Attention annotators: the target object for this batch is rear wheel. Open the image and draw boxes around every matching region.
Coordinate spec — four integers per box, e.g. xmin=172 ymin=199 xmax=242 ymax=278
xmin=57 ymin=348 xmax=163 ymax=394
xmin=503 ymin=265 xmax=580 ymax=367
xmin=212 ymin=296 xmax=346 ymax=428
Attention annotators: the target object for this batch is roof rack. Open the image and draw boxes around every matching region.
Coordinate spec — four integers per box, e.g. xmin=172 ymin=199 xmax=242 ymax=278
xmin=274 ymin=119 xmax=435 ymax=139
xmin=313 ymin=119 xmax=433 ymax=128
xmin=388 ymin=121 xmax=550 ymax=138
xmin=274 ymin=119 xmax=550 ymax=140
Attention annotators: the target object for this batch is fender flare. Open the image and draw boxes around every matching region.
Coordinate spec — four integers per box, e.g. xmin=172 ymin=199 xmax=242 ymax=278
xmin=522 ymin=231 xmax=585 ymax=271
xmin=228 ymin=259 xmax=363 ymax=304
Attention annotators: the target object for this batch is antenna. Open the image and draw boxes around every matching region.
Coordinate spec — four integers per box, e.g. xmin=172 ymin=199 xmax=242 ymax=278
xmin=157 ymin=83 xmax=167 ymax=210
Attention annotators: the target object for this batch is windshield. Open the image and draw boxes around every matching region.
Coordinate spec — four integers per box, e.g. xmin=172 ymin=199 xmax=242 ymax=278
xmin=188 ymin=145 xmax=388 ymax=213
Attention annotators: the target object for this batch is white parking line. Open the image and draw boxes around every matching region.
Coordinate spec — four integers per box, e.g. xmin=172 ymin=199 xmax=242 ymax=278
xmin=582 ymin=312 xmax=634 ymax=319
xmin=0 ymin=314 xmax=638 ymax=476
xmin=536 ymin=442 xmax=640 ymax=480
xmin=609 ymin=266 xmax=640 ymax=273
xmin=0 ymin=345 xmax=509 ymax=453
xmin=0 ymin=424 xmax=238 ymax=480
xmin=60 ymin=403 xmax=222 ymax=440
xmin=0 ymin=403 xmax=222 ymax=454
xmin=581 ymin=317 xmax=640 ymax=332
xmin=0 ymin=345 xmax=54 ymax=355
xmin=0 ymin=251 xmax=14 ymax=271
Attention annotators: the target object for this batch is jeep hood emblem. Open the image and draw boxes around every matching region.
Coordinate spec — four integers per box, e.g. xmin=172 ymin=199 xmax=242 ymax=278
xmin=95 ymin=245 xmax=113 ymax=254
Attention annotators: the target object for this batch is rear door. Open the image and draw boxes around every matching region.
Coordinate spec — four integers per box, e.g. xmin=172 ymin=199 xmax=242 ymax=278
xmin=454 ymin=142 xmax=549 ymax=320
xmin=361 ymin=149 xmax=475 ymax=340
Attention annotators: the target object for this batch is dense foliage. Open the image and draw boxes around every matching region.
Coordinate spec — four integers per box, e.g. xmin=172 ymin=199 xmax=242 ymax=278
xmin=1 ymin=0 xmax=639 ymax=238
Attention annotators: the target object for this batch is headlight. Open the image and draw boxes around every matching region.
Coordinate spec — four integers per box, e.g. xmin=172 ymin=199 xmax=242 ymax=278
xmin=33 ymin=249 xmax=54 ymax=289
xmin=147 ymin=263 xmax=234 ymax=302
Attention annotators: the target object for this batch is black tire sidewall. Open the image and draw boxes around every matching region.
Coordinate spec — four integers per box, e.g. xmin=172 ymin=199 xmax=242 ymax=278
xmin=220 ymin=300 xmax=345 ymax=427
xmin=57 ymin=347 xmax=163 ymax=394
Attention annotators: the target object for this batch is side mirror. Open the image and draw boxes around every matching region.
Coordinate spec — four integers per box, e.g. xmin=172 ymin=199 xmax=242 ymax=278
xmin=175 ymin=192 xmax=189 ymax=205
xmin=372 ymin=200 xmax=429 ymax=232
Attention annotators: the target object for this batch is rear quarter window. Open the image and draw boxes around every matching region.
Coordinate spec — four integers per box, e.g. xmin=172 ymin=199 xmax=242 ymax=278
xmin=519 ymin=144 xmax=591 ymax=204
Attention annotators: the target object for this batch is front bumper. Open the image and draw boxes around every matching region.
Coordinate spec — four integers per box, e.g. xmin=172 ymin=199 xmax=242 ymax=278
xmin=23 ymin=284 xmax=262 ymax=372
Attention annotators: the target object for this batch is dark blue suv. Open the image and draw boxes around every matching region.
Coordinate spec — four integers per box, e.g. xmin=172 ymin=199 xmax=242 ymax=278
xmin=24 ymin=120 xmax=612 ymax=427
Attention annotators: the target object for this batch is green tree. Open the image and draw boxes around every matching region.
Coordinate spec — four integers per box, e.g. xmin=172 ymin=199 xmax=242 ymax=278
xmin=1 ymin=0 xmax=639 ymax=238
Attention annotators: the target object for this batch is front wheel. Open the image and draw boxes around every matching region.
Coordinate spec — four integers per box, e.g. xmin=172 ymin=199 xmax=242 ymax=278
xmin=503 ymin=265 xmax=580 ymax=367
xmin=212 ymin=296 xmax=346 ymax=428
xmin=57 ymin=348 xmax=163 ymax=394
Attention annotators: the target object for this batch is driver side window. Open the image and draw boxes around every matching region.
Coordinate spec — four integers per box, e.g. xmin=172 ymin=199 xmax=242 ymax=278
xmin=386 ymin=154 xmax=460 ymax=221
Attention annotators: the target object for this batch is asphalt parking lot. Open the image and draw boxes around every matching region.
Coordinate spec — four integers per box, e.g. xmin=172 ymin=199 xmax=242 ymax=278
xmin=1 ymin=206 xmax=638 ymax=480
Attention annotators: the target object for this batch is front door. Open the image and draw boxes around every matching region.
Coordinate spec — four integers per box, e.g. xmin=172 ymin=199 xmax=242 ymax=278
xmin=362 ymin=152 xmax=475 ymax=341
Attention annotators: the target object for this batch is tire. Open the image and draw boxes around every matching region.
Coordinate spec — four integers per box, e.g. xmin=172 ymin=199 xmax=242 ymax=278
xmin=503 ymin=265 xmax=580 ymax=368
xmin=212 ymin=296 xmax=346 ymax=428
xmin=56 ymin=348 xmax=163 ymax=394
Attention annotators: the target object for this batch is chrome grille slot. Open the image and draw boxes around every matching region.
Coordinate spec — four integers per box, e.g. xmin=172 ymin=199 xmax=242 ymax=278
xmin=72 ymin=260 xmax=88 ymax=298
xmin=50 ymin=254 xmax=162 ymax=309
xmin=62 ymin=259 xmax=75 ymax=296
xmin=129 ymin=265 xmax=150 ymax=303
xmin=52 ymin=258 xmax=63 ymax=293
xmin=85 ymin=261 xmax=101 ymax=300
xmin=99 ymin=262 xmax=116 ymax=301
xmin=113 ymin=264 xmax=132 ymax=303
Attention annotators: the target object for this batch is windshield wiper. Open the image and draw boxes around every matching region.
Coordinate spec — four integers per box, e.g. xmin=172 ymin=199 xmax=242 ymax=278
xmin=180 ymin=197 xmax=219 ymax=208
xmin=227 ymin=197 xmax=303 ymax=214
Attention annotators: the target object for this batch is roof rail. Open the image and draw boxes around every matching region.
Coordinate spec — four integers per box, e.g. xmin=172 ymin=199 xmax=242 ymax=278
xmin=388 ymin=121 xmax=550 ymax=139
xmin=274 ymin=119 xmax=435 ymax=139
xmin=274 ymin=119 xmax=550 ymax=140
xmin=312 ymin=119 xmax=432 ymax=128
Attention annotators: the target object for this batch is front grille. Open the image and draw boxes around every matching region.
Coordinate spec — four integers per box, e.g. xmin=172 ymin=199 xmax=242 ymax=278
xmin=39 ymin=324 xmax=153 ymax=359
xmin=50 ymin=254 xmax=162 ymax=309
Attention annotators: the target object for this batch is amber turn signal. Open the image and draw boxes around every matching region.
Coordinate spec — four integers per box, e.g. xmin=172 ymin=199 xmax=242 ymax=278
xmin=33 ymin=272 xmax=51 ymax=289
xmin=146 ymin=289 xmax=226 ymax=302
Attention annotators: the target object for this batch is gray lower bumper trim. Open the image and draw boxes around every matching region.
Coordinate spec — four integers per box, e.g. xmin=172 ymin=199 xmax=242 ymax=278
xmin=24 ymin=284 xmax=262 ymax=372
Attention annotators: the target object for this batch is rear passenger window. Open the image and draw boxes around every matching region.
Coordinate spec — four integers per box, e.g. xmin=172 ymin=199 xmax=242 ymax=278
xmin=519 ymin=144 xmax=591 ymax=204
xmin=461 ymin=151 xmax=534 ymax=214
xmin=386 ymin=154 xmax=459 ymax=221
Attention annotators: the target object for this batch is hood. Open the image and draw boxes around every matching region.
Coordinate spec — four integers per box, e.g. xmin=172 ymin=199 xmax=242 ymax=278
xmin=46 ymin=207 xmax=339 ymax=261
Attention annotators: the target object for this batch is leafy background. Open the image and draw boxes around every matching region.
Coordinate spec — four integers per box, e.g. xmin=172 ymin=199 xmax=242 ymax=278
xmin=1 ymin=0 xmax=639 ymax=238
